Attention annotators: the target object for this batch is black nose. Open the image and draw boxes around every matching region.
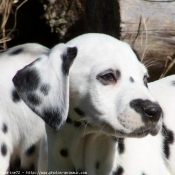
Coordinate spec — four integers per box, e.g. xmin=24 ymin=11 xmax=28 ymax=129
xmin=143 ymin=106 xmax=162 ymax=122
xmin=130 ymin=99 xmax=162 ymax=123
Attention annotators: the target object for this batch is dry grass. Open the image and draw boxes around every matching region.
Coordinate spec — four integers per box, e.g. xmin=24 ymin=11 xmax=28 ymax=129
xmin=122 ymin=14 xmax=175 ymax=79
xmin=0 ymin=0 xmax=28 ymax=50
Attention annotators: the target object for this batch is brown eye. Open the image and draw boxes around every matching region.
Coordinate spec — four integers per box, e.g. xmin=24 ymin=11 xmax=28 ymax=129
xmin=97 ymin=71 xmax=117 ymax=85
xmin=101 ymin=73 xmax=116 ymax=82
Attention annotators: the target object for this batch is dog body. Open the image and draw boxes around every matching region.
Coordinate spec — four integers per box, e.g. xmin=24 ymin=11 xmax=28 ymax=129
xmin=0 ymin=44 xmax=48 ymax=172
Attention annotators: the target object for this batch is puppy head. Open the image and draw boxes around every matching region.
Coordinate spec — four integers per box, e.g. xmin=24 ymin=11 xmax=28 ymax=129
xmin=67 ymin=33 xmax=162 ymax=138
xmin=13 ymin=44 xmax=77 ymax=131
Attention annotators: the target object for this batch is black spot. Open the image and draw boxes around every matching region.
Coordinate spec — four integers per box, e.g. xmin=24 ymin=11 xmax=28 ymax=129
xmin=1 ymin=143 xmax=7 ymax=156
xmin=162 ymin=123 xmax=174 ymax=159
xmin=9 ymin=48 xmax=23 ymax=55
xmin=142 ymin=173 xmax=146 ymax=175
xmin=12 ymin=89 xmax=21 ymax=102
xmin=60 ymin=148 xmax=68 ymax=157
xmin=112 ymin=136 xmax=118 ymax=142
xmin=13 ymin=67 xmax=40 ymax=93
xmin=130 ymin=77 xmax=134 ymax=83
xmin=113 ymin=166 xmax=124 ymax=175
xmin=116 ymin=70 xmax=121 ymax=78
xmin=40 ymin=84 xmax=50 ymax=96
xmin=172 ymin=81 xmax=175 ymax=86
xmin=74 ymin=121 xmax=82 ymax=128
xmin=43 ymin=108 xmax=63 ymax=131
xmin=27 ymin=93 xmax=41 ymax=106
xmin=25 ymin=145 xmax=36 ymax=156
xmin=118 ymin=138 xmax=125 ymax=154
xmin=2 ymin=123 xmax=8 ymax=133
xmin=66 ymin=117 xmax=73 ymax=124
xmin=74 ymin=108 xmax=85 ymax=116
xmin=62 ymin=47 xmax=77 ymax=75
xmin=10 ymin=157 xmax=21 ymax=171
xmin=95 ymin=161 xmax=100 ymax=169
xmin=132 ymin=48 xmax=141 ymax=61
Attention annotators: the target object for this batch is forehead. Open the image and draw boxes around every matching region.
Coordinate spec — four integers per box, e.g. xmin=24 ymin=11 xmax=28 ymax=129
xmin=78 ymin=44 xmax=146 ymax=74
xmin=67 ymin=34 xmax=147 ymax=76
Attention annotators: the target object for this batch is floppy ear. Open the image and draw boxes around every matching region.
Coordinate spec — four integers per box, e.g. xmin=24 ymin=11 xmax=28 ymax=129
xmin=13 ymin=44 xmax=77 ymax=131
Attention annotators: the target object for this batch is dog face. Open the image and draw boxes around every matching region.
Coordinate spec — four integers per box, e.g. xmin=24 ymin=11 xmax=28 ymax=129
xmin=13 ymin=44 xmax=77 ymax=131
xmin=67 ymin=33 xmax=162 ymax=137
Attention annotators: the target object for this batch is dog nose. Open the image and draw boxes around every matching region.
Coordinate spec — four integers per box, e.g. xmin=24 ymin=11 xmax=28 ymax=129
xmin=130 ymin=99 xmax=162 ymax=123
xmin=143 ymin=106 xmax=162 ymax=122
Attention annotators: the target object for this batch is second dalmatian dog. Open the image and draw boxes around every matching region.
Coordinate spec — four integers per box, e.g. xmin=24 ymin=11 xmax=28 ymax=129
xmin=0 ymin=43 xmax=76 ymax=172
xmin=0 ymin=44 xmax=47 ymax=172
xmin=13 ymin=33 xmax=175 ymax=174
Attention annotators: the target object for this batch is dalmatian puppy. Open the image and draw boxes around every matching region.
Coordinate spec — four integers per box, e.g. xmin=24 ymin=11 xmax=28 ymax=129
xmin=13 ymin=33 xmax=174 ymax=175
xmin=0 ymin=43 xmax=48 ymax=172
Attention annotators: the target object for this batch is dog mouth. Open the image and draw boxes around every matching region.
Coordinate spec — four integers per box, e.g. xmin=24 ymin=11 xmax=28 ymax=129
xmin=115 ymin=124 xmax=161 ymax=138
xmin=117 ymin=113 xmax=162 ymax=137
xmin=95 ymin=120 xmax=161 ymax=138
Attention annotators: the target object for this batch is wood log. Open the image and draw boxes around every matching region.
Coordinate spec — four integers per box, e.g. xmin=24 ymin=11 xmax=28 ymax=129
xmin=84 ymin=0 xmax=120 ymax=39
xmin=120 ymin=0 xmax=175 ymax=79
xmin=39 ymin=0 xmax=84 ymax=41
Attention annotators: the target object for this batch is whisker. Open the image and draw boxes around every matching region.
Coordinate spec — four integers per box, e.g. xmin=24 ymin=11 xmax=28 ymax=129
xmin=100 ymin=123 xmax=107 ymax=134
xmin=75 ymin=117 xmax=88 ymax=123
xmin=144 ymin=60 xmax=157 ymax=66
xmin=83 ymin=120 xmax=89 ymax=138
xmin=144 ymin=60 xmax=159 ymax=68
xmin=146 ymin=63 xmax=159 ymax=69
xmin=143 ymin=58 xmax=153 ymax=65
xmin=73 ymin=123 xmax=84 ymax=143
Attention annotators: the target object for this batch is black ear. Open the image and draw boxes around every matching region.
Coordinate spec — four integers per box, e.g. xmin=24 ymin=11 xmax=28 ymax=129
xmin=62 ymin=47 xmax=77 ymax=75
xmin=13 ymin=45 xmax=77 ymax=131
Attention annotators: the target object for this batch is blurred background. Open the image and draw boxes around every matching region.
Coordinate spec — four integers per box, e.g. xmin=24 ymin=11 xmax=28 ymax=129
xmin=0 ymin=0 xmax=175 ymax=81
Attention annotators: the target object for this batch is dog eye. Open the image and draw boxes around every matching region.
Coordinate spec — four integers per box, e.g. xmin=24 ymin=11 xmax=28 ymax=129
xmin=143 ymin=75 xmax=148 ymax=88
xmin=97 ymin=72 xmax=116 ymax=85
xmin=101 ymin=73 xmax=115 ymax=82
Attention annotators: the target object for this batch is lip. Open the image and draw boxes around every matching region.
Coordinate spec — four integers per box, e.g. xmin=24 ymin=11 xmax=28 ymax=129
xmin=115 ymin=124 xmax=160 ymax=138
xmin=95 ymin=118 xmax=161 ymax=138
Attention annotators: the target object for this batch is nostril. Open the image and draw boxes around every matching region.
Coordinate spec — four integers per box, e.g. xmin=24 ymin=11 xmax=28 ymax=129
xmin=143 ymin=106 xmax=162 ymax=122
